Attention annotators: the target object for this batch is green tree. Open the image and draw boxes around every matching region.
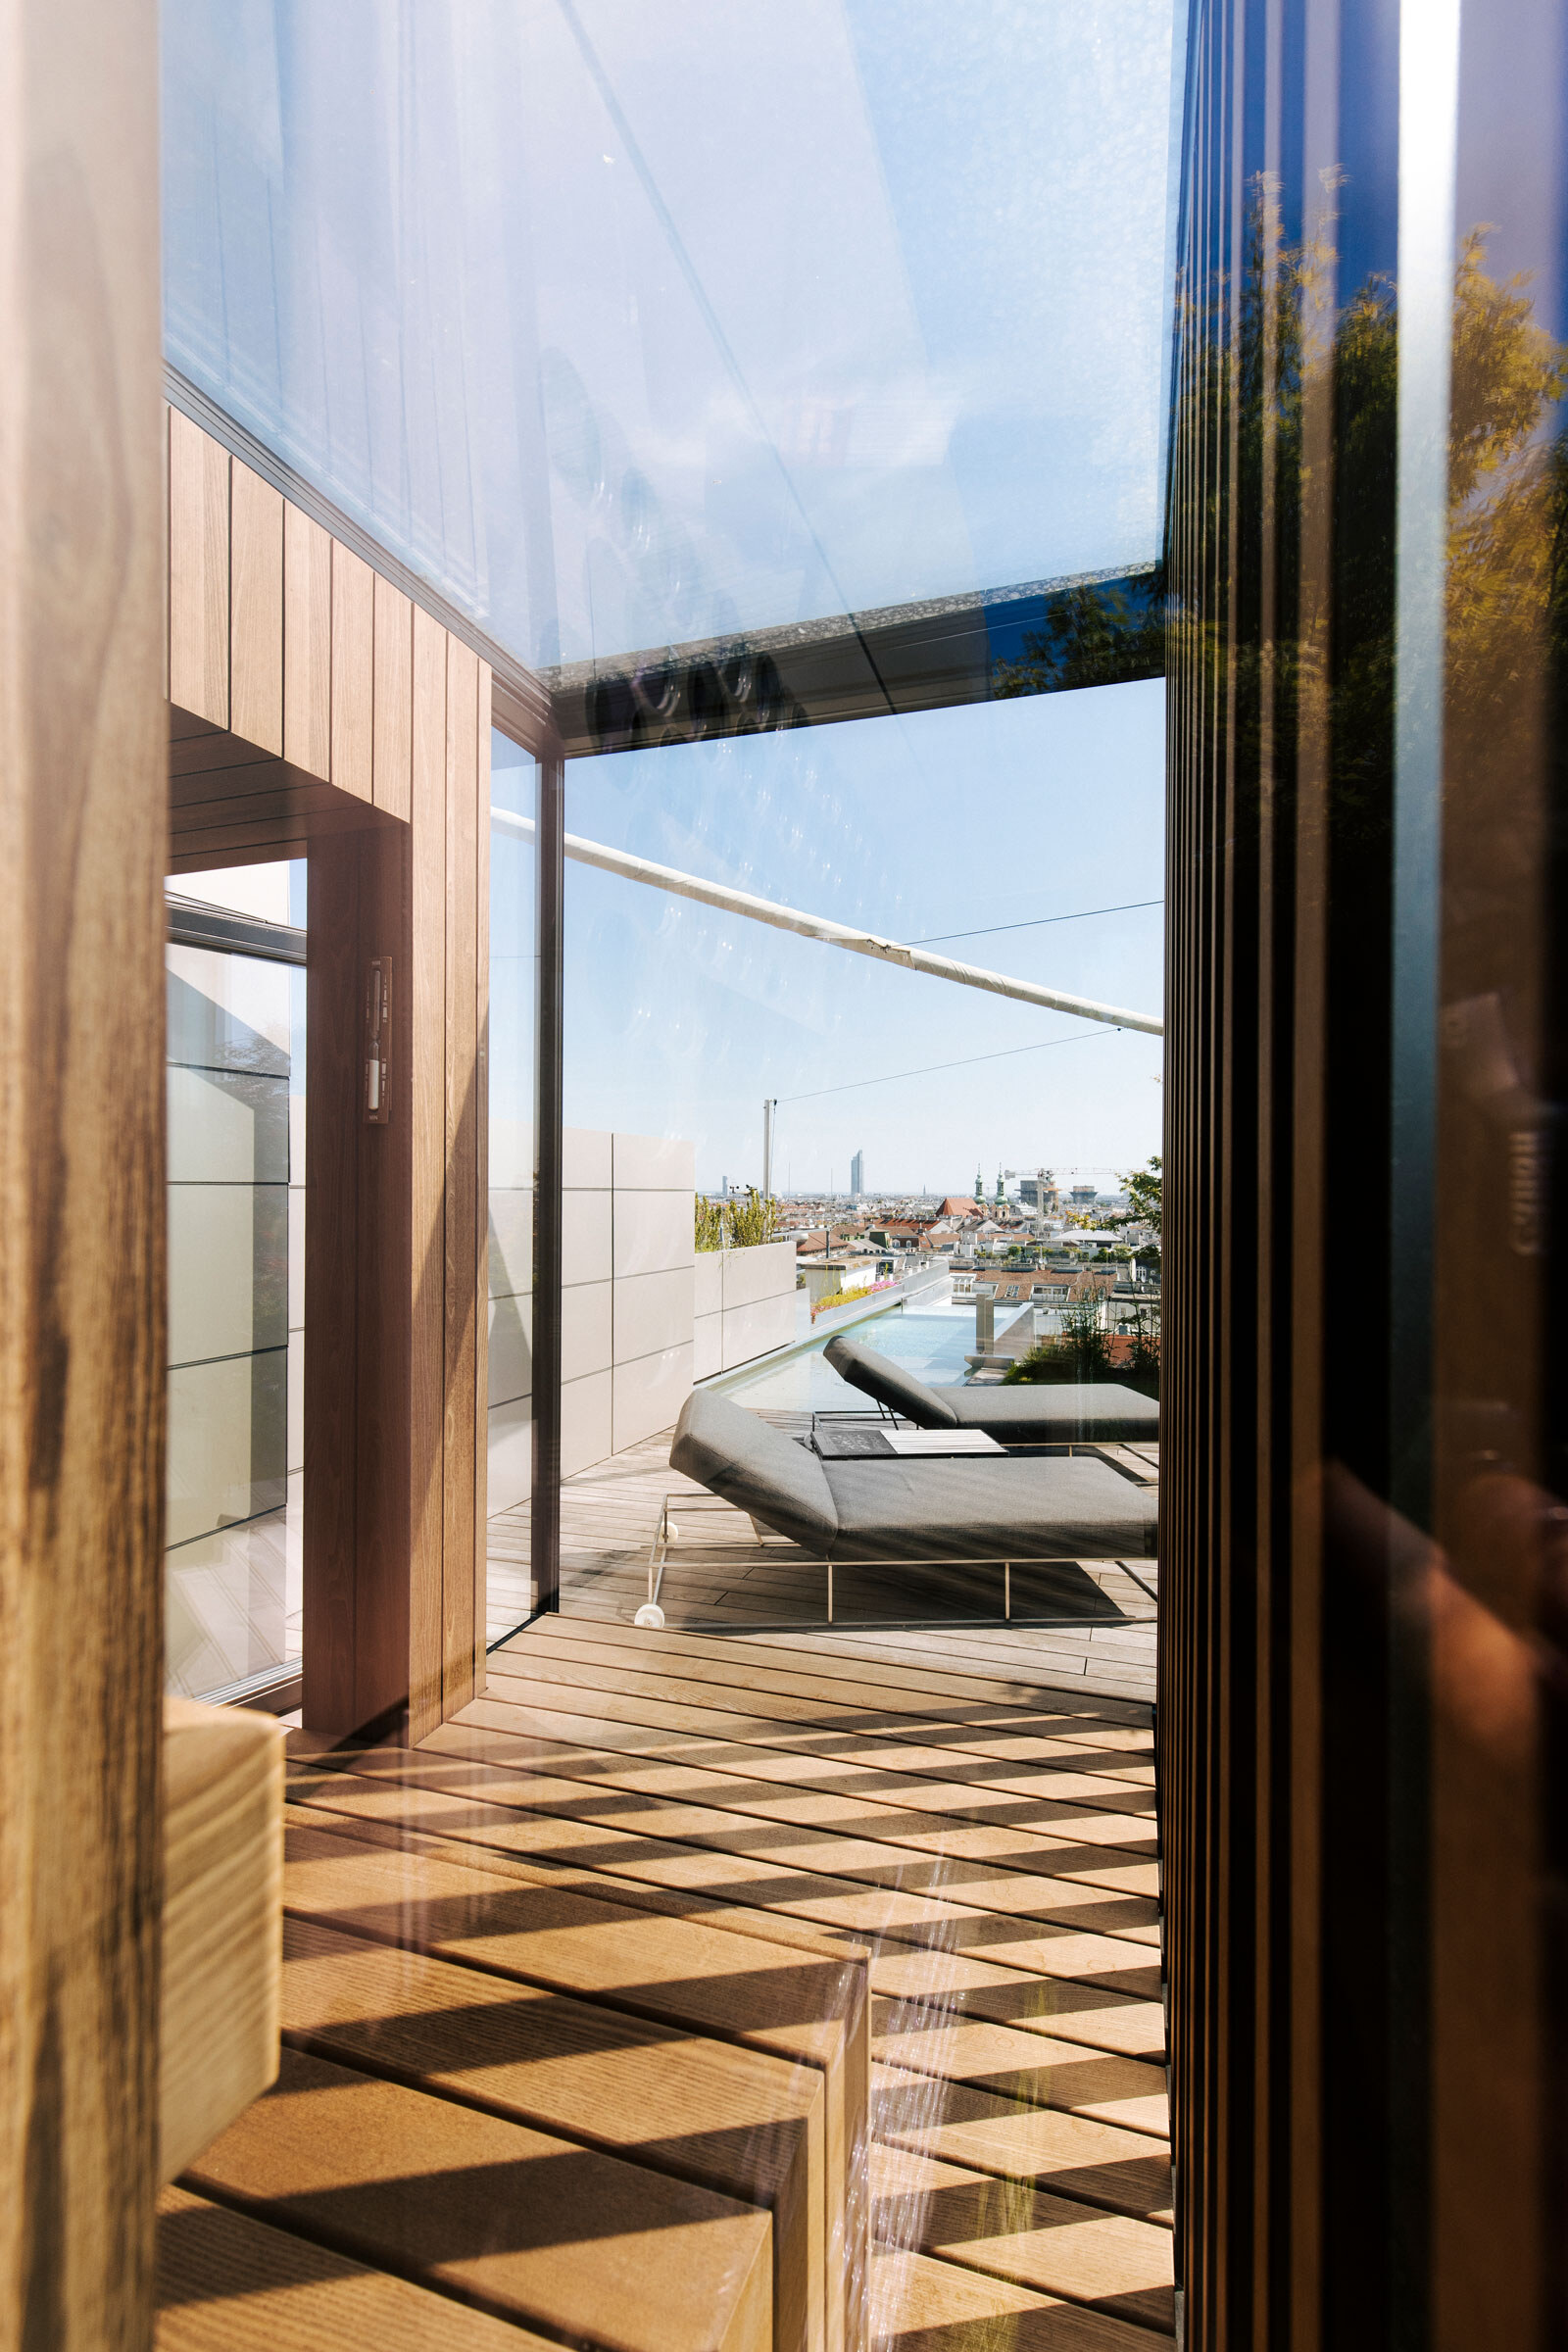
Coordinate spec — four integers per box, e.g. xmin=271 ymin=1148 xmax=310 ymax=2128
xmin=1121 ymin=1155 xmax=1162 ymax=1234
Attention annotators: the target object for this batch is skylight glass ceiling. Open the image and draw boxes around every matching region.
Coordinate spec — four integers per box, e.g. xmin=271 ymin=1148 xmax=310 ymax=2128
xmin=164 ymin=0 xmax=1187 ymax=677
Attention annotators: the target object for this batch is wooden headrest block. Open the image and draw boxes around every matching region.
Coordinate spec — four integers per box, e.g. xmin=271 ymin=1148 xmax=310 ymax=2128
xmin=161 ymin=1698 xmax=284 ymax=2184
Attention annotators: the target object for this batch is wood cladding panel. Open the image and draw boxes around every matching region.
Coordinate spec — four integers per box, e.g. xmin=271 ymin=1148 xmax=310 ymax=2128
xmin=472 ymin=665 xmax=492 ymax=1700
xmin=443 ymin=639 xmax=482 ymax=1716
xmin=169 ymin=405 xmax=230 ymax=725
xmin=408 ymin=609 xmax=449 ymax=1743
xmin=329 ymin=544 xmax=374 ymax=803
xmin=282 ymin=503 xmax=331 ymax=778
xmin=371 ymin=574 xmax=413 ymax=820
xmin=229 ymin=461 xmax=284 ymax=754
xmin=4 ymin=0 xmax=167 ymax=2336
xmin=303 ymin=836 xmax=363 ymax=1736
xmin=164 ymin=407 xmax=504 ymax=1746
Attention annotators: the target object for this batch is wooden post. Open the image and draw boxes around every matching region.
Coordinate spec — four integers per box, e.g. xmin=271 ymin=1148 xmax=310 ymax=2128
xmin=0 ymin=0 xmax=166 ymax=2338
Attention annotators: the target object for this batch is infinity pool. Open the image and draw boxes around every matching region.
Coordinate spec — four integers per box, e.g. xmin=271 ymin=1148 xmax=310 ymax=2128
xmin=710 ymin=1300 xmax=982 ymax=1413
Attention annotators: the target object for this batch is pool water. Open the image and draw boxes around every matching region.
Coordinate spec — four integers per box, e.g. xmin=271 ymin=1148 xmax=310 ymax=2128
xmin=711 ymin=1300 xmax=981 ymax=1413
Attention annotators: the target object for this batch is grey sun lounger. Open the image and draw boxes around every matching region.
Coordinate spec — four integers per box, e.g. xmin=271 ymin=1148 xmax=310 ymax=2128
xmin=669 ymin=1388 xmax=1157 ymax=1564
xmin=822 ymin=1333 xmax=1159 ymax=1446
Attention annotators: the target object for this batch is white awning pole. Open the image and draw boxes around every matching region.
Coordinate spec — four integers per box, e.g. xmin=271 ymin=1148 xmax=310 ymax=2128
xmin=491 ymin=806 xmax=1163 ymax=1037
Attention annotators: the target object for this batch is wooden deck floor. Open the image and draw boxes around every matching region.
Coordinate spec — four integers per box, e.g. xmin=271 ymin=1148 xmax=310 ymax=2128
xmin=487 ymin=1416 xmax=1158 ymax=1710
xmin=157 ymin=1618 xmax=1169 ymax=2351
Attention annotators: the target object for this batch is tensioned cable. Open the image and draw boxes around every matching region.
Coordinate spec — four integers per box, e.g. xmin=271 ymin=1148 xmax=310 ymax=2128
xmin=910 ymin=898 xmax=1164 ymax=945
xmin=779 ymin=1027 xmax=1112 ymax=1104
xmin=491 ymin=806 xmax=1164 ymax=1033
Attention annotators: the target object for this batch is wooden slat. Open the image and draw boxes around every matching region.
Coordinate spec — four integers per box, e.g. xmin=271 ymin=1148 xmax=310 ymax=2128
xmin=285 ymin=1747 xmax=1158 ymax=1942
xmin=169 ymin=406 xmax=229 ymax=724
xmin=302 ymin=836 xmax=362 ymax=1732
xmin=229 ymin=460 xmax=284 ymax=753
xmin=184 ymin=2046 xmax=774 ymax=2352
xmin=371 ymin=574 xmax=413 ymax=820
xmin=282 ymin=502 xmax=331 ymax=779
xmin=279 ymin=1914 xmax=829 ymax=2352
xmin=157 ymin=2184 xmax=556 ymax=2349
xmin=443 ymin=637 xmax=482 ymax=1713
xmin=328 ymin=543 xmax=374 ymax=802
xmin=407 ymin=608 xmax=448 ymax=1742
xmin=871 ymin=2065 xmax=1172 ymax=2224
xmin=353 ymin=822 xmax=415 ymax=1724
xmin=473 ymin=665 xmax=491 ymax=1680
xmin=869 ymin=2247 xmax=1166 ymax=2352
xmin=4 ymin=0 xmax=166 ymax=2332
xmin=870 ymin=2139 xmax=1173 ymax=2331
xmin=280 ymin=1810 xmax=869 ymax=2348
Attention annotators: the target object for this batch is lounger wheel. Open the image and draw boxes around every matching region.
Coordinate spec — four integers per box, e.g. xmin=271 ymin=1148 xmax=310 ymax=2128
xmin=634 ymin=1602 xmax=665 ymax=1629
xmin=665 ymin=1519 xmax=679 ymax=1542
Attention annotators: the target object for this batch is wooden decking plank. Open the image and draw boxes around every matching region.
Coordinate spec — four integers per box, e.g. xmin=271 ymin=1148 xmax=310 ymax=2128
xmin=525 ymin=1615 xmax=1152 ymax=1726
xmin=438 ymin=1709 xmax=1155 ymax=1844
xmin=287 ymin=1768 xmax=1161 ymax=1994
xmin=276 ymin=1915 xmax=831 ymax=2352
xmin=869 ymin=2014 xmax=1168 ymax=2140
xmin=289 ymin=1747 xmax=1158 ymax=1938
xmin=182 ymin=2046 xmax=774 ymax=2352
xmin=480 ymin=1659 xmax=1158 ymax=1820
xmin=447 ymin=1699 xmax=1160 ymax=1862
xmin=871 ymin=2067 xmax=1173 ymax=2226
xmin=871 ymin=2141 xmax=1173 ymax=2332
xmin=296 ymin=1749 xmax=1164 ymax=2060
xmin=156 ymin=2185 xmax=556 ymax=2350
xmin=869 ymin=2247 xmax=1168 ymax=2351
xmin=285 ymin=1774 xmax=1160 ymax=2003
xmin=502 ymin=1632 xmax=1158 ymax=1759
xmin=422 ymin=1720 xmax=1155 ymax=1882
xmin=463 ymin=1698 xmax=1160 ymax=1856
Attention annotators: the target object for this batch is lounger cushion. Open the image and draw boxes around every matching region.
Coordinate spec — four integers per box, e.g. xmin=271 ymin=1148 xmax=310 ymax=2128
xmin=823 ymin=1336 xmax=1157 ymax=1443
xmin=822 ymin=1453 xmax=1158 ymax=1562
xmin=944 ymin=1383 xmax=1159 ymax=1442
xmin=670 ymin=1389 xmax=839 ymax=1550
xmin=670 ymin=1390 xmax=1156 ymax=1565
xmin=822 ymin=1335 xmax=959 ymax=1427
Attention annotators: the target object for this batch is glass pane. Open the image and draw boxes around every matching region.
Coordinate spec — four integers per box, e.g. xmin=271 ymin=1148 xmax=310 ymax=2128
xmin=561 ymin=684 xmax=1162 ymax=1627
xmin=486 ymin=735 xmax=538 ymax=1640
xmin=163 ymin=0 xmax=1186 ymax=671
xmin=164 ymin=859 xmax=307 ymax=1699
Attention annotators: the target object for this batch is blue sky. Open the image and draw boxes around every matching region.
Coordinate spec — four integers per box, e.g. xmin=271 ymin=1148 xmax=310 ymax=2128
xmin=543 ymin=677 xmax=1164 ymax=1196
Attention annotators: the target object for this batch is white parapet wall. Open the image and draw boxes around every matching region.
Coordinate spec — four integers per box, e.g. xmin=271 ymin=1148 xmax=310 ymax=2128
xmin=693 ymin=1238 xmax=799 ymax=1381
xmin=487 ymin=1135 xmax=803 ymax=1499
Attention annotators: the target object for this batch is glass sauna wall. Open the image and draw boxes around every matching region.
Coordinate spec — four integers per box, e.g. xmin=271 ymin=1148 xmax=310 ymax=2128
xmin=486 ymin=735 xmax=538 ymax=1639
xmin=164 ymin=861 xmax=306 ymax=1699
xmin=561 ymin=685 xmax=1164 ymax=1627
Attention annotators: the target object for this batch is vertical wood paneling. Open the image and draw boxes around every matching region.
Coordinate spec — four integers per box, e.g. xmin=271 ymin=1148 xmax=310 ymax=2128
xmin=407 ymin=609 xmax=449 ymax=1742
xmin=329 ymin=544 xmax=373 ymax=803
xmin=442 ymin=638 xmax=481 ymax=1714
xmin=371 ymin=574 xmax=414 ymax=822
xmin=168 ymin=405 xmax=229 ymax=724
xmin=302 ymin=839 xmax=361 ymax=1736
xmin=164 ymin=412 xmax=501 ymax=1746
xmin=282 ymin=503 xmax=331 ymax=780
xmin=2 ymin=0 xmax=166 ymax=2333
xmin=472 ymin=666 xmax=492 ymax=1695
xmin=229 ymin=462 xmax=284 ymax=755
xmin=353 ymin=824 xmax=414 ymax=1726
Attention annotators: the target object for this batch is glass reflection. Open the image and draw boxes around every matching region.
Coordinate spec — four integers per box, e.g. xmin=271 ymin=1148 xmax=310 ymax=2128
xmin=163 ymin=0 xmax=1186 ymax=672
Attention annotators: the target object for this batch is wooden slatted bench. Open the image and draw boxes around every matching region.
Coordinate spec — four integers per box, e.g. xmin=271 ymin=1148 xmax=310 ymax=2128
xmin=274 ymin=1806 xmax=870 ymax=2352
